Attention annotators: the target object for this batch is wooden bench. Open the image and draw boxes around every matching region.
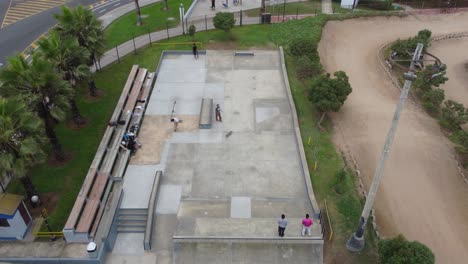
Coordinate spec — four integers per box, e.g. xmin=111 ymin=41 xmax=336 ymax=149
xmin=64 ymin=65 xmax=155 ymax=243
xmin=199 ymin=98 xmax=213 ymax=129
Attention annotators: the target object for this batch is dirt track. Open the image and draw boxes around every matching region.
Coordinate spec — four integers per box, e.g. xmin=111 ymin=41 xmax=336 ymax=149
xmin=318 ymin=13 xmax=468 ymax=263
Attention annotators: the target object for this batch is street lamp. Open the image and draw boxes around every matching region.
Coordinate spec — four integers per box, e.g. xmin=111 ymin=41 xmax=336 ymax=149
xmin=346 ymin=43 xmax=424 ymax=252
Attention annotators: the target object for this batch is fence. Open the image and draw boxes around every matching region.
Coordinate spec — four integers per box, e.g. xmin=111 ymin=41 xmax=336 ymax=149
xmin=340 ymin=0 xmax=468 ymax=10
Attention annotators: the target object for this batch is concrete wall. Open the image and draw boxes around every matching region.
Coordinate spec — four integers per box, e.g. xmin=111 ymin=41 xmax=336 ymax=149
xmin=0 ymin=209 xmax=27 ymax=240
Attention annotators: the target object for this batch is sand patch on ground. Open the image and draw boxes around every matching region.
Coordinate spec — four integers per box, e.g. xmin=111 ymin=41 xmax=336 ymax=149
xmin=130 ymin=115 xmax=199 ymax=164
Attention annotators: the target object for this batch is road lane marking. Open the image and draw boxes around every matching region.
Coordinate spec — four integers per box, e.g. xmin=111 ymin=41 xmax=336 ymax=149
xmin=1 ymin=0 xmax=67 ymax=28
xmin=99 ymin=9 xmax=107 ymax=13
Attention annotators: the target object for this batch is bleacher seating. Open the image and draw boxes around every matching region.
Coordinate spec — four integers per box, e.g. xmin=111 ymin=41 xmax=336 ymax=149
xmin=63 ymin=65 xmax=155 ymax=243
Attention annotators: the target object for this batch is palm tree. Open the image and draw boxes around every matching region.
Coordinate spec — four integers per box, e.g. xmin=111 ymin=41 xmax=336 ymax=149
xmin=0 ymin=97 xmax=47 ymax=198
xmin=0 ymin=54 xmax=73 ymax=161
xmin=38 ymin=31 xmax=90 ymax=125
xmin=54 ymin=5 xmax=106 ymax=96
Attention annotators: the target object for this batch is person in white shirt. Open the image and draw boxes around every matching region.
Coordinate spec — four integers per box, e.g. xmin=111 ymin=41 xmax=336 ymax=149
xmin=171 ymin=117 xmax=180 ymax=132
xmin=277 ymin=214 xmax=288 ymax=237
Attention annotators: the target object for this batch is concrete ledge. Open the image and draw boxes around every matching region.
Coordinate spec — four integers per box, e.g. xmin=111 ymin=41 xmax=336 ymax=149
xmin=144 ymin=171 xmax=162 ymax=250
xmin=173 ymin=236 xmax=324 ymax=244
xmin=234 ymin=51 xmax=255 ymax=56
xmin=199 ymin=98 xmax=213 ymax=129
xmin=278 ymin=47 xmax=321 ymax=220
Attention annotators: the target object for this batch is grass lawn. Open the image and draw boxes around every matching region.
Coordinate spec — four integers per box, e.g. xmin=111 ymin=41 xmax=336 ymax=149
xmin=104 ymin=0 xmax=193 ymax=49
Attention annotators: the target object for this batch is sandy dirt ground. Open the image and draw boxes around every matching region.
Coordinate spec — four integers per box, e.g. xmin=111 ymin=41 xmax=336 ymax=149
xmin=318 ymin=13 xmax=468 ymax=263
xmin=429 ymin=38 xmax=468 ymax=106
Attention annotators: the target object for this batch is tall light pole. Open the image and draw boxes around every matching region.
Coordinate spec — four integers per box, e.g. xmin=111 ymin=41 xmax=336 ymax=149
xmin=346 ymin=43 xmax=424 ymax=252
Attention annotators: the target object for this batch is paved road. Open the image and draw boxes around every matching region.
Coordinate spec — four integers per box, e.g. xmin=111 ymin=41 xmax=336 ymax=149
xmin=0 ymin=0 xmax=133 ymax=66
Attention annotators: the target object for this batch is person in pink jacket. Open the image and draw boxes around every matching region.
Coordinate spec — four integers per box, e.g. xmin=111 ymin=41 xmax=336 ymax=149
xmin=301 ymin=214 xmax=313 ymax=236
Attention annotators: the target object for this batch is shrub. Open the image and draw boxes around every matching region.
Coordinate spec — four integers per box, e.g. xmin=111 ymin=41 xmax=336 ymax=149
xmin=188 ymin=24 xmax=196 ymax=40
xmin=440 ymin=100 xmax=468 ymax=131
xmin=378 ymin=235 xmax=435 ymax=264
xmin=333 ymin=169 xmax=348 ymax=194
xmin=213 ymin=12 xmax=236 ymax=32
xmin=288 ymin=37 xmax=317 ymax=58
xmin=296 ymin=56 xmax=322 ymax=80
xmin=422 ymin=88 xmax=445 ymax=114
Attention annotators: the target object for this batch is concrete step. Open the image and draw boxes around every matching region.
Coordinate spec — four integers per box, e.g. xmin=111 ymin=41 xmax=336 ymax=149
xmin=117 ymin=226 xmax=146 ymax=233
xmin=118 ymin=221 xmax=146 ymax=227
xmin=174 ymin=217 xmax=323 ymax=239
xmin=119 ymin=208 xmax=148 ymax=216
xmin=118 ymin=214 xmax=148 ymax=221
xmin=173 ymin=242 xmax=324 ymax=264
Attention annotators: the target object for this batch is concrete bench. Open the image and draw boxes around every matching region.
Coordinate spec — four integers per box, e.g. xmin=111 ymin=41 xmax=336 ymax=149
xmin=199 ymin=98 xmax=213 ymax=129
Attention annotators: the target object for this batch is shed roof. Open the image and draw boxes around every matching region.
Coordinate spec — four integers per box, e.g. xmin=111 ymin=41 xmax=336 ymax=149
xmin=0 ymin=193 xmax=23 ymax=216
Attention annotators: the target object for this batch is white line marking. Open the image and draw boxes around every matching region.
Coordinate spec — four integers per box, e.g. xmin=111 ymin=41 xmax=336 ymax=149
xmin=114 ymin=3 xmax=120 ymax=6
xmin=93 ymin=0 xmax=120 ymax=10
xmin=99 ymin=9 xmax=107 ymax=13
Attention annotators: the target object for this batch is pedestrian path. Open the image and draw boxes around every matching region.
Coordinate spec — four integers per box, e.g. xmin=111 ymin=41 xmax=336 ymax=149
xmin=321 ymin=0 xmax=332 ymax=14
xmin=1 ymin=0 xmax=67 ymax=28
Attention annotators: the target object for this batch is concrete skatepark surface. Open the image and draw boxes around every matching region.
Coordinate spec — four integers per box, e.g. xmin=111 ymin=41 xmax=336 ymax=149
xmin=107 ymin=51 xmax=323 ymax=264
xmin=318 ymin=13 xmax=468 ymax=263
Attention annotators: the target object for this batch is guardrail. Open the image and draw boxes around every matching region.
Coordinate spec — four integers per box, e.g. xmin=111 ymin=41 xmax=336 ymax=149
xmin=324 ymin=199 xmax=333 ymax=241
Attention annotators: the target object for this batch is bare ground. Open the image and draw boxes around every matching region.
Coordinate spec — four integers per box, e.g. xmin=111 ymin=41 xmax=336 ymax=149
xmin=429 ymin=38 xmax=468 ymax=107
xmin=318 ymin=13 xmax=468 ymax=263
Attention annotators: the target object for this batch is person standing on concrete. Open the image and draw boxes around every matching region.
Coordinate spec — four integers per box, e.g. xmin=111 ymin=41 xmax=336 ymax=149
xmin=277 ymin=214 xmax=288 ymax=237
xmin=301 ymin=213 xmax=313 ymax=236
xmin=192 ymin=43 xmax=199 ymax=59
xmin=211 ymin=0 xmax=216 ymax=9
xmin=215 ymin=104 xmax=222 ymax=122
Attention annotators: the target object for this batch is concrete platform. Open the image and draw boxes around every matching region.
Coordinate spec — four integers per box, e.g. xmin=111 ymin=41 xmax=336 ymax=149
xmin=106 ymin=50 xmax=322 ymax=263
xmin=120 ymin=165 xmax=159 ymax=209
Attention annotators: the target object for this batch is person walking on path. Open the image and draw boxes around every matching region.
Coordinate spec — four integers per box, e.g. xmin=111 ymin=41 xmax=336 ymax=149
xmin=192 ymin=43 xmax=199 ymax=59
xmin=211 ymin=0 xmax=216 ymax=9
xmin=301 ymin=213 xmax=313 ymax=236
xmin=215 ymin=104 xmax=222 ymax=122
xmin=277 ymin=214 xmax=288 ymax=237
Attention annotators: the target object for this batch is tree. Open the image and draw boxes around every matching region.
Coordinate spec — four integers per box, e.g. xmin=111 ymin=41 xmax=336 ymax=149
xmin=440 ymin=100 xmax=468 ymax=131
xmin=0 ymin=97 xmax=47 ymax=197
xmin=213 ymin=12 xmax=236 ymax=32
xmin=414 ymin=64 xmax=448 ymax=94
xmin=378 ymin=235 xmax=435 ymax=264
xmin=308 ymin=71 xmax=352 ymax=126
xmin=54 ymin=5 xmax=106 ymax=96
xmin=134 ymin=0 xmax=142 ymax=26
xmin=0 ymin=54 xmax=73 ymax=161
xmin=38 ymin=31 xmax=91 ymax=125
